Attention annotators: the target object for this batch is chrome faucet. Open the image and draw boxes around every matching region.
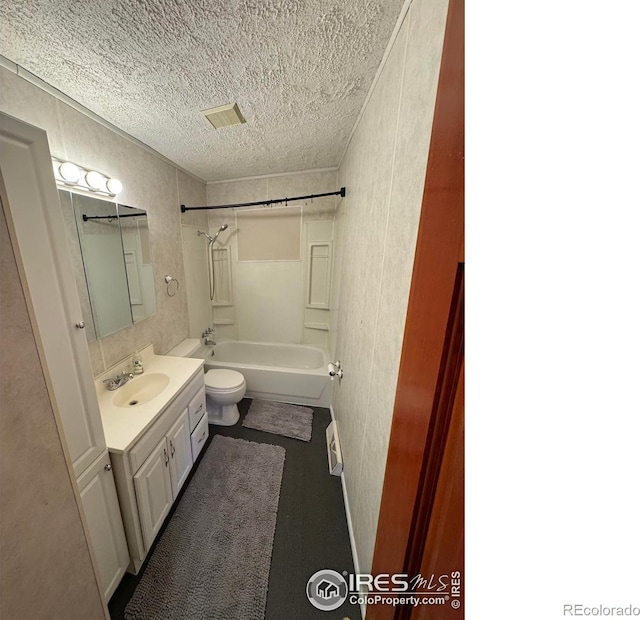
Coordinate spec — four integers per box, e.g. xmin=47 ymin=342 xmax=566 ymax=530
xmin=202 ymin=326 xmax=216 ymax=346
xmin=103 ymin=369 xmax=134 ymax=391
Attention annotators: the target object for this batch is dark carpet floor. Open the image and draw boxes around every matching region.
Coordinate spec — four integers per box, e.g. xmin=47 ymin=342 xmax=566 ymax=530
xmin=108 ymin=398 xmax=361 ymax=620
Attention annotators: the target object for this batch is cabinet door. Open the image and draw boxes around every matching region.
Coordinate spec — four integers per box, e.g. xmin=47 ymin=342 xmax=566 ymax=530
xmin=134 ymin=439 xmax=173 ymax=551
xmin=167 ymin=408 xmax=193 ymax=497
xmin=77 ymin=450 xmax=129 ymax=600
xmin=0 ymin=114 xmax=106 ymax=476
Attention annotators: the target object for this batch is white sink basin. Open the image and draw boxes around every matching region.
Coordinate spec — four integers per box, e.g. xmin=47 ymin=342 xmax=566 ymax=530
xmin=112 ymin=373 xmax=170 ymax=408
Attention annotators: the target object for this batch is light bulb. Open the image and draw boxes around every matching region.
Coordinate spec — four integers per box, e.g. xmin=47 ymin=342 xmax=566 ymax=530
xmin=59 ymin=161 xmax=81 ymax=184
xmin=106 ymin=178 xmax=123 ymax=195
xmin=85 ymin=170 xmax=107 ymax=191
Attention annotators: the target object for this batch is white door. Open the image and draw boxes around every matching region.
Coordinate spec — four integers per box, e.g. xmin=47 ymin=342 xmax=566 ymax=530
xmin=77 ymin=451 xmax=129 ymax=600
xmin=0 ymin=113 xmax=106 ymax=476
xmin=167 ymin=409 xmax=193 ymax=497
xmin=134 ymin=439 xmax=173 ymax=551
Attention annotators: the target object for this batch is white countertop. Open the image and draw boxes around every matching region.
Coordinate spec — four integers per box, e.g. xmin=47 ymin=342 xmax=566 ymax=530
xmin=97 ymin=351 xmax=204 ymax=454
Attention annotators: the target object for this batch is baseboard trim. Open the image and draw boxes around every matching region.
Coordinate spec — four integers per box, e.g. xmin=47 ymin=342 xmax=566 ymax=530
xmin=330 ymin=405 xmax=366 ymax=618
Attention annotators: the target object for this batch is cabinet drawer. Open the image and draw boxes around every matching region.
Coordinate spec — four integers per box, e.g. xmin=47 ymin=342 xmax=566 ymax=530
xmin=129 ymin=370 xmax=204 ymax=473
xmin=187 ymin=386 xmax=206 ymax=432
xmin=190 ymin=413 xmax=209 ymax=462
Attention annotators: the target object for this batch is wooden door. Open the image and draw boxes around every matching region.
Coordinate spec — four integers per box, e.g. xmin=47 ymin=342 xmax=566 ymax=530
xmin=134 ymin=439 xmax=173 ymax=551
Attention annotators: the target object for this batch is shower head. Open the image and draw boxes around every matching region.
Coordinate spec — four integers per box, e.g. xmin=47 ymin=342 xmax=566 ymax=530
xmin=211 ymin=224 xmax=229 ymax=243
xmin=198 ymin=224 xmax=228 ymax=244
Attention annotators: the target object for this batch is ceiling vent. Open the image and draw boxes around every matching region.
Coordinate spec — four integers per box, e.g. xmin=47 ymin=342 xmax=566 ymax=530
xmin=200 ymin=103 xmax=246 ymax=129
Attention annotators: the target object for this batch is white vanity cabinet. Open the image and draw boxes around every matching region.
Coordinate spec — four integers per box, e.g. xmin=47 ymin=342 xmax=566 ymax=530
xmin=108 ymin=367 xmax=206 ymax=573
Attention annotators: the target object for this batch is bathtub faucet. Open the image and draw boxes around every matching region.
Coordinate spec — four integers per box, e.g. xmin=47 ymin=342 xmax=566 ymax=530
xmin=202 ymin=326 xmax=216 ymax=346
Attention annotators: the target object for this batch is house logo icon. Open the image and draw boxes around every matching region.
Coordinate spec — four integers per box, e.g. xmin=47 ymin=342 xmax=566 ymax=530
xmin=317 ymin=579 xmax=339 ymax=599
xmin=306 ymin=569 xmax=348 ymax=611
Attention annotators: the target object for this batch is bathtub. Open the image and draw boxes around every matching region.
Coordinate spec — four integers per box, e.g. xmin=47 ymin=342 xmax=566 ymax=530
xmin=191 ymin=340 xmax=331 ymax=407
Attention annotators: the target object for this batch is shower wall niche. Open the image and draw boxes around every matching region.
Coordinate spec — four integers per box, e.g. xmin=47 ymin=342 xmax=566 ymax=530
xmin=306 ymin=242 xmax=333 ymax=310
xmin=303 ymin=222 xmax=334 ymax=342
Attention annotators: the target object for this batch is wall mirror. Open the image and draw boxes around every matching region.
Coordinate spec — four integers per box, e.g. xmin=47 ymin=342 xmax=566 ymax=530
xmin=59 ymin=190 xmax=157 ymax=341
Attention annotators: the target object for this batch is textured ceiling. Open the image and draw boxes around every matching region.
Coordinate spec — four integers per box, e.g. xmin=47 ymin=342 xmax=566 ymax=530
xmin=0 ymin=0 xmax=404 ymax=181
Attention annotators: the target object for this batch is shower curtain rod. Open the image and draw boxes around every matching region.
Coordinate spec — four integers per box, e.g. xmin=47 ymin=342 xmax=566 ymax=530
xmin=180 ymin=186 xmax=346 ymax=212
xmin=82 ymin=213 xmax=142 ymax=221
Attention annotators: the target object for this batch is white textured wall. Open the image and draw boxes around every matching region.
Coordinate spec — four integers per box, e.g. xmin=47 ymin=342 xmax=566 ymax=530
xmin=206 ymin=170 xmax=337 ymax=345
xmin=331 ymin=0 xmax=450 ymax=575
xmin=0 ymin=66 xmax=207 ymax=375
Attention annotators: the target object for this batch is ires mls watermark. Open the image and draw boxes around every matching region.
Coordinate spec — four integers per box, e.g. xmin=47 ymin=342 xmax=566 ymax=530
xmin=306 ymin=569 xmax=463 ymax=612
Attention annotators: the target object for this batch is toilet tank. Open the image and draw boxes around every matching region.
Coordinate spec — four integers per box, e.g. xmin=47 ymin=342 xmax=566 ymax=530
xmin=166 ymin=338 xmax=201 ymax=358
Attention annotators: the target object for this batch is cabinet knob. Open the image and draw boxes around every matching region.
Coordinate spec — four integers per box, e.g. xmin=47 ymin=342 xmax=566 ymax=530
xmin=104 ymin=463 xmax=112 ymax=471
xmin=75 ymin=321 xmax=85 ymax=329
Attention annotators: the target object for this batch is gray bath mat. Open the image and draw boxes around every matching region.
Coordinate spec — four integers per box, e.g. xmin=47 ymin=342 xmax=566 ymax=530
xmin=243 ymin=399 xmax=313 ymax=442
xmin=124 ymin=435 xmax=285 ymax=620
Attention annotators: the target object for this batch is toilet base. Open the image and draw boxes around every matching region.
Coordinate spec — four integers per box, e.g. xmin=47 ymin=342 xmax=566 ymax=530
xmin=208 ymin=403 xmax=240 ymax=426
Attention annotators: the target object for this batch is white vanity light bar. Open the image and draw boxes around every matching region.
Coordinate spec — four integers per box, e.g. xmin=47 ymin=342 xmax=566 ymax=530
xmin=51 ymin=157 xmax=122 ymax=196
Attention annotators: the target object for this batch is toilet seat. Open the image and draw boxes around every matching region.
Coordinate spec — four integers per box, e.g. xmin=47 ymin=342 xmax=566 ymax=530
xmin=204 ymin=369 xmax=245 ymax=393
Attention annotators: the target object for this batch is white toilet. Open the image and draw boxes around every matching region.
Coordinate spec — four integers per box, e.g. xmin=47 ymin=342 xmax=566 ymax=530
xmin=167 ymin=339 xmax=246 ymax=426
xmin=204 ymin=368 xmax=246 ymax=426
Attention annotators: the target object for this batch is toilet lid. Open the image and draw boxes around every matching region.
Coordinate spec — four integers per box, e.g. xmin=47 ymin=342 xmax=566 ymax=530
xmin=205 ymin=369 xmax=245 ymax=390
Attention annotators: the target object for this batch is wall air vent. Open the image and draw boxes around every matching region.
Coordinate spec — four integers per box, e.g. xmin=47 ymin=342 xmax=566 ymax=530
xmin=326 ymin=421 xmax=343 ymax=476
xmin=200 ymin=103 xmax=246 ymax=129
